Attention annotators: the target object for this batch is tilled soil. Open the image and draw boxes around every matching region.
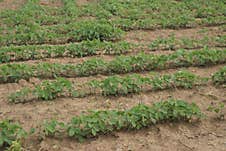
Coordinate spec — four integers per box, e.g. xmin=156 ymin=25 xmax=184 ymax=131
xmin=0 ymin=0 xmax=26 ymax=11
xmin=0 ymin=65 xmax=225 ymax=151
xmin=0 ymin=1 xmax=225 ymax=151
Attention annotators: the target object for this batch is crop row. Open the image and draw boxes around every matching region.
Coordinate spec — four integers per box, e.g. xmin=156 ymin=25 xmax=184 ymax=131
xmin=3 ymin=0 xmax=225 ymax=29
xmin=148 ymin=35 xmax=226 ymax=51
xmin=62 ymin=0 xmax=78 ymax=17
xmin=96 ymin=0 xmax=226 ymax=30
xmin=1 ymin=22 xmax=225 ymax=47
xmin=88 ymin=71 xmax=206 ymax=96
xmin=1 ymin=0 xmax=225 ymax=29
xmin=0 ymin=34 xmax=225 ymax=63
xmin=0 ymin=40 xmax=131 ymax=63
xmin=111 ymin=15 xmax=225 ymax=31
xmin=1 ymin=1 xmax=225 ymax=46
xmin=0 ymin=0 xmax=78 ymax=27
xmin=9 ymin=70 xmax=223 ymax=103
xmin=43 ymin=99 xmax=202 ymax=141
xmin=0 ymin=99 xmax=202 ymax=148
xmin=0 ymin=20 xmax=124 ymax=46
xmin=71 ymin=0 xmax=226 ymax=31
xmin=0 ymin=49 xmax=225 ymax=83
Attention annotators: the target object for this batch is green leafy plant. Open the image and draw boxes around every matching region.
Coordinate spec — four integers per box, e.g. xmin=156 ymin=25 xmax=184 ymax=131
xmin=212 ymin=66 xmax=226 ymax=86
xmin=0 ymin=120 xmax=27 ymax=148
xmin=69 ymin=20 xmax=124 ymax=41
xmin=8 ymin=78 xmax=73 ymax=103
xmin=62 ymin=0 xmax=78 ymax=17
xmin=148 ymin=35 xmax=225 ymax=51
xmin=207 ymin=102 xmax=225 ymax=120
xmin=149 ymin=34 xmax=176 ymax=51
xmin=0 ymin=19 xmax=124 ymax=46
xmin=1 ymin=49 xmax=225 ymax=84
xmin=8 ymin=88 xmax=32 ymax=103
xmin=43 ymin=99 xmax=203 ymax=141
xmin=34 ymin=78 xmax=73 ymax=100
xmin=1 ymin=0 xmax=225 ymax=47
xmin=6 ymin=140 xmax=22 ymax=151
xmin=8 ymin=70 xmax=208 ymax=102
xmin=92 ymin=74 xmax=149 ymax=96
xmin=90 ymin=71 xmax=207 ymax=96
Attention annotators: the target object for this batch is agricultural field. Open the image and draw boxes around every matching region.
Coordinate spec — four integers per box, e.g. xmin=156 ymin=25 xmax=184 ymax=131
xmin=0 ymin=0 xmax=225 ymax=150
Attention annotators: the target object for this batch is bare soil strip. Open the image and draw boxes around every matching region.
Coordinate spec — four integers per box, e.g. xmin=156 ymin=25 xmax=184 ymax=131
xmin=0 ymin=0 xmax=26 ymax=11
xmin=125 ymin=25 xmax=225 ymax=44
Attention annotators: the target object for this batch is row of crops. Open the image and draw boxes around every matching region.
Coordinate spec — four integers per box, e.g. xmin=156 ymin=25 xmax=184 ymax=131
xmin=1 ymin=0 xmax=225 ymax=28
xmin=0 ymin=48 xmax=225 ymax=83
xmin=0 ymin=0 xmax=225 ymax=46
xmin=0 ymin=0 xmax=225 ymax=150
xmin=0 ymin=35 xmax=225 ymax=63
xmin=8 ymin=67 xmax=226 ymax=103
xmin=1 ymin=99 xmax=203 ymax=148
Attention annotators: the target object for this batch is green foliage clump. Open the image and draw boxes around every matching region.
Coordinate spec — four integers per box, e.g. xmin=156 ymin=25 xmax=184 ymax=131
xmin=0 ymin=49 xmax=225 ymax=84
xmin=8 ymin=78 xmax=72 ymax=103
xmin=0 ymin=0 xmax=225 ymax=47
xmin=0 ymin=20 xmax=124 ymax=46
xmin=89 ymin=71 xmax=206 ymax=96
xmin=212 ymin=66 xmax=226 ymax=86
xmin=207 ymin=102 xmax=225 ymax=120
xmin=69 ymin=20 xmax=124 ymax=41
xmin=90 ymin=74 xmax=148 ymax=96
xmin=43 ymin=99 xmax=202 ymax=141
xmin=0 ymin=120 xmax=26 ymax=148
xmin=8 ymin=71 xmax=207 ymax=102
xmin=34 ymin=78 xmax=72 ymax=100
xmin=62 ymin=0 xmax=78 ymax=16
xmin=0 ymin=40 xmax=131 ymax=63
xmin=6 ymin=141 xmax=22 ymax=151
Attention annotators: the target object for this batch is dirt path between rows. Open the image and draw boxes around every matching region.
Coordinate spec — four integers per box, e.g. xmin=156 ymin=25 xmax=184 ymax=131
xmin=125 ymin=25 xmax=225 ymax=44
xmin=0 ymin=0 xmax=26 ymax=11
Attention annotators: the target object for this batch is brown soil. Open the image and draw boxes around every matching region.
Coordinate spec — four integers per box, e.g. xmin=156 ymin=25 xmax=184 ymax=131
xmin=0 ymin=64 xmax=226 ymax=151
xmin=76 ymin=0 xmax=96 ymax=6
xmin=125 ymin=25 xmax=225 ymax=44
xmin=1 ymin=46 xmax=225 ymax=67
xmin=0 ymin=83 xmax=225 ymax=151
xmin=0 ymin=0 xmax=26 ymax=11
xmin=0 ymin=1 xmax=226 ymax=151
xmin=39 ymin=0 xmax=63 ymax=7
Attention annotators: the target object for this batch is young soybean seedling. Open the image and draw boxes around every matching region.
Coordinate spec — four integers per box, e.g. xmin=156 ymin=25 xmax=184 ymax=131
xmin=207 ymin=102 xmax=225 ymax=120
